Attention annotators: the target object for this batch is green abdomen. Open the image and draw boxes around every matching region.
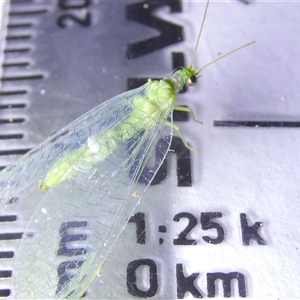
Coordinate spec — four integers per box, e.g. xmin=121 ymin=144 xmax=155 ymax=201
xmin=40 ymin=79 xmax=174 ymax=190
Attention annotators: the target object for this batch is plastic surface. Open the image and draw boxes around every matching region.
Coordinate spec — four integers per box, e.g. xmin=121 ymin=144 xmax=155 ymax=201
xmin=0 ymin=0 xmax=299 ymax=299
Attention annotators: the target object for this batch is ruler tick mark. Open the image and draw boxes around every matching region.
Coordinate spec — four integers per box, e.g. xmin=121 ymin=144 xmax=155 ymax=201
xmin=0 ymin=251 xmax=14 ymax=259
xmin=9 ymin=9 xmax=48 ymax=16
xmin=0 ymin=90 xmax=27 ymax=96
xmin=6 ymin=35 xmax=31 ymax=40
xmin=0 ymin=232 xmax=23 ymax=240
xmin=2 ymin=62 xmax=30 ymax=67
xmin=0 ymin=215 xmax=17 ymax=222
xmin=0 ymin=103 xmax=26 ymax=109
xmin=0 ymin=148 xmax=31 ymax=156
xmin=7 ymin=23 xmax=33 ymax=28
xmin=0 ymin=270 xmax=12 ymax=278
xmin=0 ymin=134 xmax=24 ymax=140
xmin=0 ymin=74 xmax=43 ymax=81
xmin=0 ymin=118 xmax=25 ymax=124
xmin=0 ymin=289 xmax=10 ymax=297
xmin=4 ymin=48 xmax=30 ymax=53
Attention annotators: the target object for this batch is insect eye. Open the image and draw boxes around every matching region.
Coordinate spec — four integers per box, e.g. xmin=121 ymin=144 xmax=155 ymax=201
xmin=188 ymin=75 xmax=197 ymax=86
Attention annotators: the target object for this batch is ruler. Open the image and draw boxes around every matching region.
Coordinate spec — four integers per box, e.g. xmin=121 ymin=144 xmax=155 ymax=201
xmin=1 ymin=0 xmax=300 ymax=299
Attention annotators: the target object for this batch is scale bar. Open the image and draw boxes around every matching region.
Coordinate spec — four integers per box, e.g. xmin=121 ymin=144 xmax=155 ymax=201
xmin=214 ymin=121 xmax=300 ymax=128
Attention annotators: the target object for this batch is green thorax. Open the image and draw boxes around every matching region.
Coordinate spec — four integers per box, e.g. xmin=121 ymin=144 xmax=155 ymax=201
xmin=164 ymin=66 xmax=200 ymax=93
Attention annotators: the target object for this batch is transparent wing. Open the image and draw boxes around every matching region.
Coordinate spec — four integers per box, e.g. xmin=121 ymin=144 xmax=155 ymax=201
xmin=4 ymin=85 xmax=174 ymax=298
xmin=0 ymin=86 xmax=143 ymax=212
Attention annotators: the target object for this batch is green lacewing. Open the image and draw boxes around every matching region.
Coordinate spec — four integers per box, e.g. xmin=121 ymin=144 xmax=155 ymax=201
xmin=0 ymin=0 xmax=254 ymax=298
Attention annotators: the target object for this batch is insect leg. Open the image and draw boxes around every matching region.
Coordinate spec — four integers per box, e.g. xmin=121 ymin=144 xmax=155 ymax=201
xmin=174 ymin=105 xmax=203 ymax=124
xmin=165 ymin=121 xmax=198 ymax=153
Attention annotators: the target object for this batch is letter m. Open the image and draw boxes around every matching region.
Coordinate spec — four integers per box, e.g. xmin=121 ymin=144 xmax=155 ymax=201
xmin=207 ymin=272 xmax=246 ymax=298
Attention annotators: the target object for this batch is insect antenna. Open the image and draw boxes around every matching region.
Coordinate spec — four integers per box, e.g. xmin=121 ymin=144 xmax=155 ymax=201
xmin=188 ymin=0 xmax=210 ymax=68
xmin=188 ymin=0 xmax=255 ymax=74
xmin=198 ymin=40 xmax=255 ymax=74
